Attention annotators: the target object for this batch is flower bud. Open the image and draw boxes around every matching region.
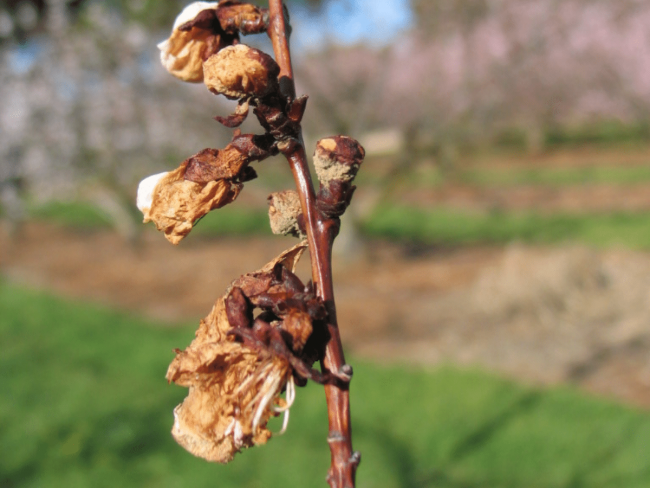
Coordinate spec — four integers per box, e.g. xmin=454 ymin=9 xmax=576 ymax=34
xmin=203 ymin=44 xmax=280 ymax=99
xmin=268 ymin=190 xmax=305 ymax=238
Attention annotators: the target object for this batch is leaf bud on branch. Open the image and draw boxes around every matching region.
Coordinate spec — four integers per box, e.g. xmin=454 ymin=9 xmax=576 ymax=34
xmin=268 ymin=190 xmax=306 ymax=238
xmin=314 ymin=136 xmax=366 ymax=219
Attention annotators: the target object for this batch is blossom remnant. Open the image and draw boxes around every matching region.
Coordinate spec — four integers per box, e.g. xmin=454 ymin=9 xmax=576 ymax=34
xmin=268 ymin=190 xmax=305 ymax=238
xmin=137 ymin=143 xmax=254 ymax=244
xmin=167 ymin=296 xmax=293 ymax=463
xmin=204 ymin=44 xmax=281 ymax=99
xmin=166 ymin=243 xmax=310 ymax=463
xmin=158 ymin=1 xmax=269 ymax=83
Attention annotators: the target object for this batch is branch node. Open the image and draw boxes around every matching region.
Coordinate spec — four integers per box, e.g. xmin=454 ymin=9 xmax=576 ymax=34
xmin=327 ymin=432 xmax=345 ymax=444
xmin=339 ymin=364 xmax=353 ymax=380
xmin=350 ymin=451 xmax=361 ymax=466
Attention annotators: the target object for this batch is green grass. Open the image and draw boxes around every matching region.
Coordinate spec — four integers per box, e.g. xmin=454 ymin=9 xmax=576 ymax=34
xmin=458 ymin=165 xmax=650 ymax=187
xmin=364 ymin=206 xmax=650 ymax=249
xmin=28 ymin=201 xmax=115 ymax=229
xmin=399 ymin=165 xmax=650 ymax=189
xmin=21 ymin=198 xmax=650 ymax=249
xmin=190 ymin=206 xmax=271 ymax=237
xmin=3 ymin=282 xmax=650 ymax=487
xmin=27 ymin=200 xmax=272 ymax=236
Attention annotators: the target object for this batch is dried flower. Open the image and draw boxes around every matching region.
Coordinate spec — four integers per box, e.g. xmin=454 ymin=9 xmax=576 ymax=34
xmin=137 ymin=144 xmax=252 ymax=244
xmin=203 ymin=44 xmax=280 ymax=99
xmin=167 ymin=296 xmax=293 ymax=463
xmin=157 ymin=1 xmax=269 ymax=83
xmin=158 ymin=2 xmax=225 ymax=82
xmin=167 ymin=243 xmax=309 ymax=463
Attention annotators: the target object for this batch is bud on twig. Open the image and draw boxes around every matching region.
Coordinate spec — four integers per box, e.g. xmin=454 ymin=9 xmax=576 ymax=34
xmin=268 ymin=190 xmax=305 ymax=238
xmin=313 ymin=136 xmax=366 ymax=219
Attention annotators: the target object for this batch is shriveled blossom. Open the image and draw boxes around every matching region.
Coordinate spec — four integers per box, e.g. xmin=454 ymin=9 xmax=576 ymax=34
xmin=203 ymin=44 xmax=281 ymax=99
xmin=158 ymin=1 xmax=268 ymax=82
xmin=166 ymin=243 xmax=309 ymax=463
xmin=137 ymin=144 xmax=252 ymax=244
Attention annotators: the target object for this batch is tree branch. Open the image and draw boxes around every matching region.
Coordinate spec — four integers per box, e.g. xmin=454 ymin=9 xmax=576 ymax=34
xmin=266 ymin=2 xmax=359 ymax=487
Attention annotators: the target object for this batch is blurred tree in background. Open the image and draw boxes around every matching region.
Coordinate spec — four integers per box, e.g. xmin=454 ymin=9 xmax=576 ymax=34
xmin=0 ymin=0 xmax=325 ymax=238
xmin=2 ymin=0 xmax=650 ymax=237
xmin=300 ymin=0 xmax=650 ymax=161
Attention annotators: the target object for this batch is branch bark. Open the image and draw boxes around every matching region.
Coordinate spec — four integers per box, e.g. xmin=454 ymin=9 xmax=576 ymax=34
xmin=266 ymin=2 xmax=359 ymax=487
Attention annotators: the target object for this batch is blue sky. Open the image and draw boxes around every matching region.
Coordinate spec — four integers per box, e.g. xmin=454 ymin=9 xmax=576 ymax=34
xmin=291 ymin=0 xmax=414 ymax=51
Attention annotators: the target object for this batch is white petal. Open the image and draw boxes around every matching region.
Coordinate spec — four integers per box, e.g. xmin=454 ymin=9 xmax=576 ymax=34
xmin=172 ymin=1 xmax=220 ymax=30
xmin=137 ymin=171 xmax=168 ymax=213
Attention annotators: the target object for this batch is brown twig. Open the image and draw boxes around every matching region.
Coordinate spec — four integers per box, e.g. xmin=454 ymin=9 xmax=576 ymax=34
xmin=266 ymin=2 xmax=359 ymax=487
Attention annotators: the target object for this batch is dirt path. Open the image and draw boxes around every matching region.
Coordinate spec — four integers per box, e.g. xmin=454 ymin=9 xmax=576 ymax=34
xmin=3 ymin=223 xmax=650 ymax=408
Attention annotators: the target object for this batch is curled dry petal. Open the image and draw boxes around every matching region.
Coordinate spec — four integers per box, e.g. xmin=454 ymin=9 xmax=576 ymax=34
xmin=229 ymin=241 xmax=307 ymax=297
xmin=204 ymin=44 xmax=280 ymax=99
xmin=215 ymin=1 xmax=269 ymax=35
xmin=230 ymin=132 xmax=278 ymax=161
xmin=158 ymin=2 xmax=228 ymax=83
xmin=183 ymin=144 xmax=249 ymax=183
xmin=282 ymin=310 xmax=313 ymax=352
xmin=137 ymin=160 xmax=242 ymax=245
xmin=267 ymin=190 xmax=305 ymax=238
xmin=214 ymin=100 xmax=250 ymax=128
xmin=167 ymin=297 xmax=290 ymax=463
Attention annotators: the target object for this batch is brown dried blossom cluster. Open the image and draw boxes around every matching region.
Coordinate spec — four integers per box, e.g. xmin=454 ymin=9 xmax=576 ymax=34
xmin=139 ymin=0 xmax=365 ymax=471
xmin=166 ymin=243 xmax=327 ymax=462
xmin=158 ymin=1 xmax=269 ymax=82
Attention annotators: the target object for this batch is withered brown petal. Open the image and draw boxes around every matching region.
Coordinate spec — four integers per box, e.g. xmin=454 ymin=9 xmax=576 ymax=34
xmin=282 ymin=310 xmax=313 ymax=352
xmin=216 ymin=1 xmax=269 ymax=35
xmin=225 ymin=286 xmax=253 ymax=329
xmin=214 ymin=100 xmax=250 ymax=128
xmin=142 ymin=163 xmax=242 ymax=244
xmin=204 ymin=44 xmax=280 ymax=99
xmin=183 ymin=145 xmax=249 ymax=183
xmin=230 ymin=133 xmax=277 ymax=162
xmin=178 ymin=7 xmax=220 ymax=32
xmin=229 ymin=241 xmax=308 ymax=297
xmin=167 ymin=296 xmax=290 ymax=463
